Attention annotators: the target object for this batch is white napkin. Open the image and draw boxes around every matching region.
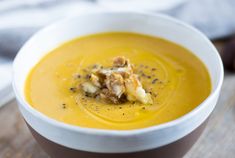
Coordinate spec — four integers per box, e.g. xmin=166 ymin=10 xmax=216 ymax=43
xmin=0 ymin=0 xmax=234 ymax=39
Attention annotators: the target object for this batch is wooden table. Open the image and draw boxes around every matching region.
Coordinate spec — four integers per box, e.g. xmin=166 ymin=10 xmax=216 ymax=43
xmin=0 ymin=41 xmax=234 ymax=158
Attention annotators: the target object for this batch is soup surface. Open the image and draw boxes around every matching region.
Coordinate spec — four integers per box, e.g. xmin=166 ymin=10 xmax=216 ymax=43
xmin=25 ymin=32 xmax=211 ymax=130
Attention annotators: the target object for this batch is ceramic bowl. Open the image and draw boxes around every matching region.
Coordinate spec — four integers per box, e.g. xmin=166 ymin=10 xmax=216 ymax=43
xmin=13 ymin=12 xmax=223 ymax=158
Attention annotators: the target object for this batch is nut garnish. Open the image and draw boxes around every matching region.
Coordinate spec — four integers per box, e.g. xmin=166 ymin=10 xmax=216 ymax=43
xmin=80 ymin=56 xmax=153 ymax=104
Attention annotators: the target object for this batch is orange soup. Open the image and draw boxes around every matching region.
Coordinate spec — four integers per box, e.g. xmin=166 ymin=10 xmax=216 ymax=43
xmin=25 ymin=32 xmax=211 ymax=130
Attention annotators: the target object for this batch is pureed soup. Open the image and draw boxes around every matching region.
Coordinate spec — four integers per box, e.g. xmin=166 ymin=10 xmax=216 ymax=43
xmin=25 ymin=32 xmax=211 ymax=130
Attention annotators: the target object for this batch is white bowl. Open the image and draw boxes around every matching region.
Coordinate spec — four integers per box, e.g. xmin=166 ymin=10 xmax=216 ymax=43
xmin=12 ymin=12 xmax=223 ymax=158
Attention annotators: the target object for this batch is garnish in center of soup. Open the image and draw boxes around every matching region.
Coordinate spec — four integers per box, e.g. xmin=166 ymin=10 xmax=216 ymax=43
xmin=80 ymin=56 xmax=153 ymax=105
xmin=25 ymin=32 xmax=211 ymax=130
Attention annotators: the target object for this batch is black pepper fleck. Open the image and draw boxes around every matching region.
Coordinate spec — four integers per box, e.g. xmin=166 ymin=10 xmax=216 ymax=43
xmin=85 ymin=74 xmax=91 ymax=79
xmin=152 ymin=78 xmax=158 ymax=84
xmin=69 ymin=87 xmax=77 ymax=92
xmin=85 ymin=93 xmax=89 ymax=97
xmin=62 ymin=103 xmax=66 ymax=109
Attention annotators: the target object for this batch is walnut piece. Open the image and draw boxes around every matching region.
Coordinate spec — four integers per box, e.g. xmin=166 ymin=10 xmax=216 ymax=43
xmin=80 ymin=82 xmax=98 ymax=94
xmin=80 ymin=56 xmax=153 ymax=104
xmin=105 ymin=73 xmax=125 ymax=98
xmin=113 ymin=56 xmax=129 ymax=67
xmin=125 ymin=74 xmax=153 ymax=104
xmin=100 ymin=88 xmax=120 ymax=104
xmin=90 ymin=74 xmax=101 ymax=87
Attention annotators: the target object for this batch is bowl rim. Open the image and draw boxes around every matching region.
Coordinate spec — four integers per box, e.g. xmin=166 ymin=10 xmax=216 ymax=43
xmin=12 ymin=11 xmax=224 ymax=136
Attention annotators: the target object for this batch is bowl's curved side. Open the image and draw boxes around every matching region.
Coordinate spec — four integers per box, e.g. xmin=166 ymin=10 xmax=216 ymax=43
xmin=13 ymin=12 xmax=223 ymax=153
xmin=27 ymin=118 xmax=208 ymax=158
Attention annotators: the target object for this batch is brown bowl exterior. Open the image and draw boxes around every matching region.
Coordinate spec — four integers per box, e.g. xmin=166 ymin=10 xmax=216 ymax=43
xmin=27 ymin=119 xmax=207 ymax=158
